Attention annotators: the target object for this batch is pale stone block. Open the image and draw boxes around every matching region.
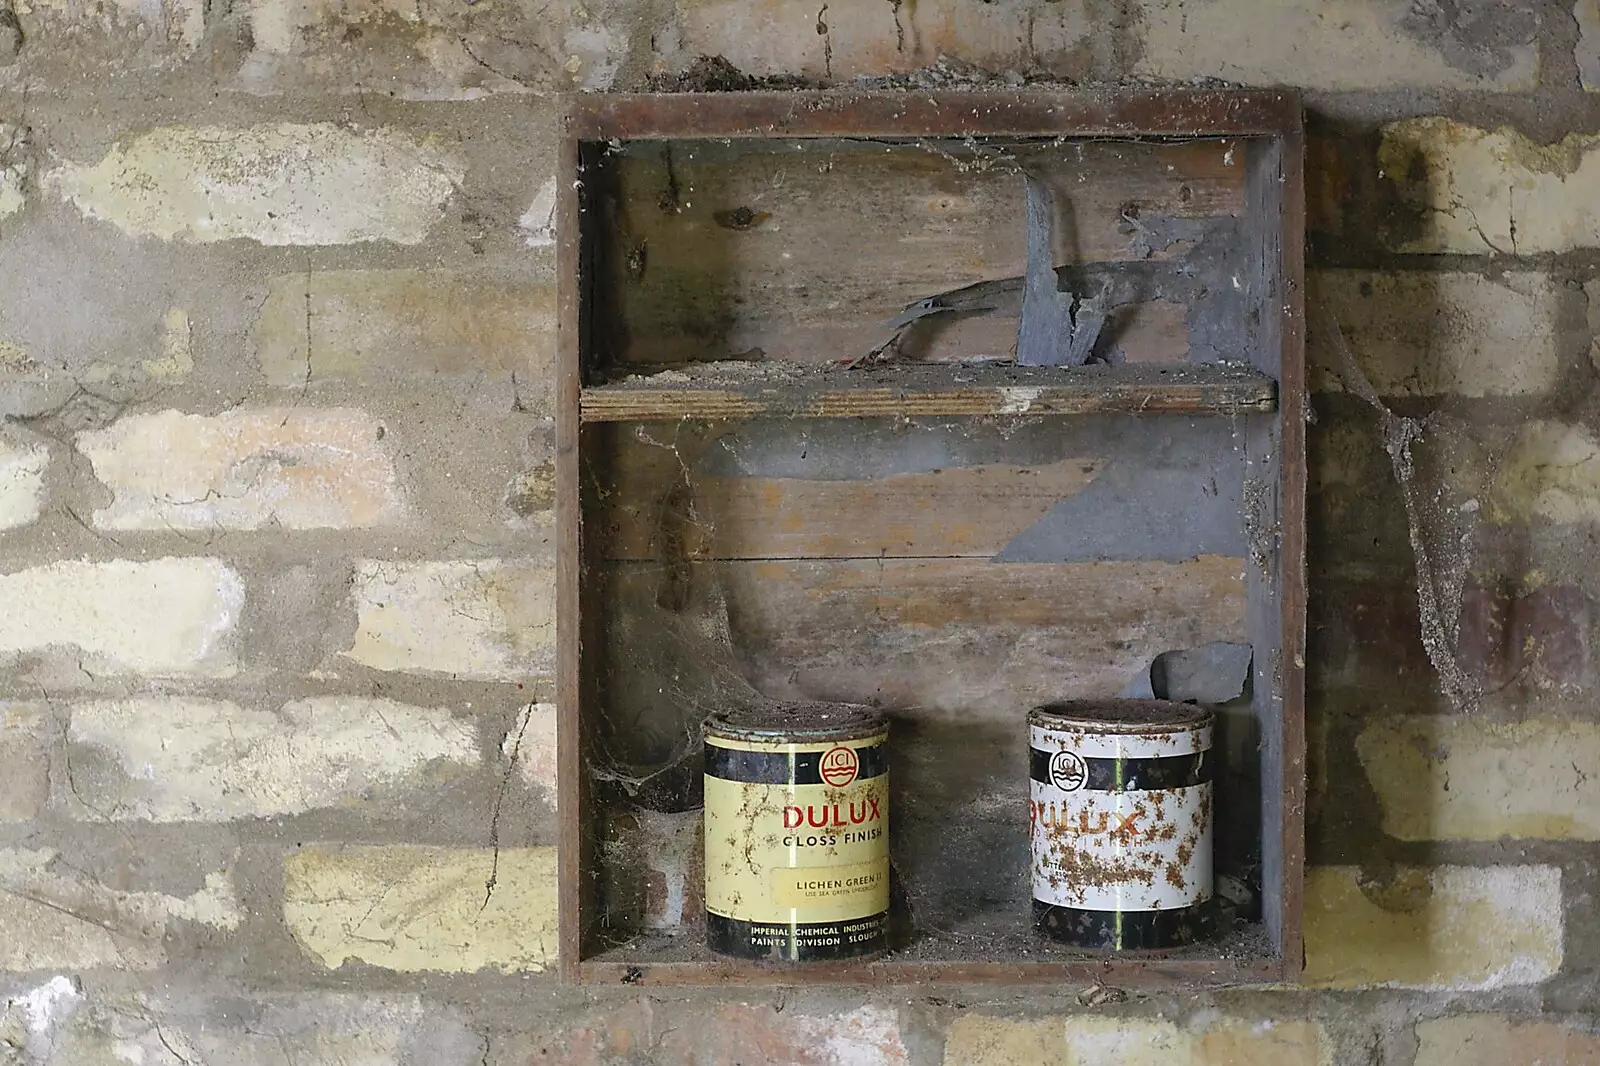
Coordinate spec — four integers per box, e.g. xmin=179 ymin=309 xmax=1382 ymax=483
xmin=65 ymin=696 xmax=478 ymax=821
xmin=49 ymin=125 xmax=463 ymax=246
xmin=78 ymin=408 xmax=403 ymax=531
xmin=283 ymin=845 xmax=557 ymax=973
xmin=0 ymin=558 xmax=243 ymax=677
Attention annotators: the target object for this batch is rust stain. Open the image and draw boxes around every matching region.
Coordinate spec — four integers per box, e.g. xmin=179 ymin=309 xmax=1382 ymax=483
xmin=1041 ymin=838 xmax=1158 ymax=892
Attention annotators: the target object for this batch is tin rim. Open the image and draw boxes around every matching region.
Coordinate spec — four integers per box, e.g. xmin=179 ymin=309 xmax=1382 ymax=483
xmin=705 ymin=701 xmax=886 ymax=744
xmin=1027 ymin=699 xmax=1212 ymax=734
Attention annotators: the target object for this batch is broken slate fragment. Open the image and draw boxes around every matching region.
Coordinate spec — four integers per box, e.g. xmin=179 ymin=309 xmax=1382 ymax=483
xmin=1016 ymin=173 xmax=1106 ymax=367
xmin=1123 ymin=641 xmax=1254 ymax=704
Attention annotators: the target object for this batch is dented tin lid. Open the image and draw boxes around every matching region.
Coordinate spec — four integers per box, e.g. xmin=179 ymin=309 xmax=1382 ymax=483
xmin=1028 ymin=699 xmax=1212 ymax=734
xmin=705 ymin=701 xmax=885 ymax=743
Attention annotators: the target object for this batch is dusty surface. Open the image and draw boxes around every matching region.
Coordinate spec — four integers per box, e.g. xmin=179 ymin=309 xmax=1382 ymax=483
xmin=1 ymin=0 xmax=1600 ymax=1060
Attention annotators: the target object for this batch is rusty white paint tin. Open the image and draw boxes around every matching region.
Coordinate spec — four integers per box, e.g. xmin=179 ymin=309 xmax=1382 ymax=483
xmin=1028 ymin=700 xmax=1214 ymax=950
xmin=703 ymin=703 xmax=889 ymax=962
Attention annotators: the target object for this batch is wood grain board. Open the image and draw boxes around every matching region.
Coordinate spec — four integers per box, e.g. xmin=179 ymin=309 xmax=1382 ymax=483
xmin=598 ymin=457 xmax=1102 ymax=560
xmin=577 ymin=955 xmax=1282 ymax=986
xmin=581 ymin=361 xmax=1278 ymax=421
xmin=595 ymin=137 xmax=1247 ymax=364
xmin=569 ymin=90 xmax=1303 ymax=142
xmin=601 ymin=556 xmax=1248 ymax=715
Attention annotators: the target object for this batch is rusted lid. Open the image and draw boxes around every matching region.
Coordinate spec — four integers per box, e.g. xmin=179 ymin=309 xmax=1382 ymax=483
xmin=705 ymin=701 xmax=885 ymax=743
xmin=1028 ymin=699 xmax=1212 ymax=734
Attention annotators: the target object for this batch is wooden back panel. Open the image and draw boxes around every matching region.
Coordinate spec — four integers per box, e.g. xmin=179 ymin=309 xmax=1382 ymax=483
xmin=581 ymin=415 xmax=1267 ymax=946
xmin=587 ymin=137 xmax=1249 ymax=368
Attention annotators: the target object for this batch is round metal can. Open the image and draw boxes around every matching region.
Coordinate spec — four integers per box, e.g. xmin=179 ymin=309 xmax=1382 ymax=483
xmin=703 ymin=702 xmax=889 ymax=962
xmin=1028 ymin=700 xmax=1214 ymax=950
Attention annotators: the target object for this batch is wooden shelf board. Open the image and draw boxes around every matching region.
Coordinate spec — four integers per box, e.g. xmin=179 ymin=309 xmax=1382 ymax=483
xmin=580 ymin=362 xmax=1277 ymax=422
xmin=568 ymin=90 xmax=1303 ymax=141
xmin=577 ymin=922 xmax=1281 ymax=987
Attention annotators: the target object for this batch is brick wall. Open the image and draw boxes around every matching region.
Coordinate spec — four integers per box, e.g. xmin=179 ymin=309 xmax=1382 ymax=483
xmin=0 ymin=1 xmax=1596 ymax=1063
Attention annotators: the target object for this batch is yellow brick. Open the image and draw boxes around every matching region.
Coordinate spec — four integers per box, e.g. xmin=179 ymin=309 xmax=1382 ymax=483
xmin=0 ymin=704 xmax=50 ymax=821
xmin=252 ymin=270 xmax=555 ymax=395
xmin=78 ymin=409 xmax=402 ymax=531
xmin=47 ymin=125 xmax=462 ymax=246
xmin=942 ymin=1016 xmax=1327 ymax=1066
xmin=0 ymin=558 xmax=242 ymax=677
xmin=283 ymin=845 xmax=557 ymax=973
xmin=507 ymin=702 xmax=557 ymax=808
xmin=343 ymin=559 xmax=554 ymax=682
xmin=0 ymin=848 xmax=239 ymax=971
xmin=687 ymin=1005 xmax=908 ymax=1065
xmin=243 ymin=0 xmax=418 ymax=54
xmin=678 ymin=0 xmax=1091 ymax=80
xmin=65 ymin=697 xmax=478 ymax=822
xmin=1060 ymin=1017 xmax=1186 ymax=1064
xmin=26 ymin=0 xmax=203 ymax=54
xmin=944 ymin=1017 xmax=1063 ymax=1065
xmin=1415 ymin=1015 xmax=1600 ymax=1066
xmin=0 ymin=124 xmax=25 ymax=221
xmin=1359 ymin=717 xmax=1600 ymax=840
xmin=1196 ymin=1022 xmax=1327 ymax=1065
xmin=1491 ymin=422 xmax=1600 ymax=525
xmin=1310 ymin=271 xmax=1572 ymax=397
xmin=1303 ymin=866 xmax=1561 ymax=989
xmin=1134 ymin=0 xmax=1535 ymax=91
xmin=1380 ymin=118 xmax=1600 ymax=253
xmin=0 ymin=427 xmax=46 ymax=530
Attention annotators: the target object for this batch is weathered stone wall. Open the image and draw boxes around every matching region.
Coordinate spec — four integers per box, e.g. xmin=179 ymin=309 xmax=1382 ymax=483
xmin=0 ymin=1 xmax=1597 ymax=1063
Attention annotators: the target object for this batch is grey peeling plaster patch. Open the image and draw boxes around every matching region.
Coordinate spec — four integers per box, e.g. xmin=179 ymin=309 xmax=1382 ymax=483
xmin=994 ymin=441 xmax=1247 ymax=563
xmin=1581 ymin=0 xmax=1600 ymax=90
xmin=1397 ymin=0 xmax=1540 ymax=82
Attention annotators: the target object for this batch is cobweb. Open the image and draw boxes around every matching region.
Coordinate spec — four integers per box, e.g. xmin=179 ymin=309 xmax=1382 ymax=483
xmin=587 ymin=553 xmax=762 ymax=808
xmin=584 ymin=422 xmax=985 ymax=943
xmin=1323 ymin=312 xmax=1485 ymax=715
xmin=585 ymin=422 xmax=772 ymax=808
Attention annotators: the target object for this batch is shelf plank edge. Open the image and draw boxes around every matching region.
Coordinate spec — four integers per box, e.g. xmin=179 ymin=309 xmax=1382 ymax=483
xmin=581 ymin=383 xmax=1277 ymax=422
xmin=578 ymin=955 xmax=1286 ymax=987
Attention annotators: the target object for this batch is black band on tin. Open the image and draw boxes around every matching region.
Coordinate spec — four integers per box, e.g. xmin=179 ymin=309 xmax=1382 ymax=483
xmin=1028 ymin=747 xmax=1210 ymax=791
xmin=1032 ymin=899 xmax=1214 ymax=950
xmin=705 ymin=742 xmax=888 ymax=785
xmin=706 ymin=911 xmax=888 ymax=962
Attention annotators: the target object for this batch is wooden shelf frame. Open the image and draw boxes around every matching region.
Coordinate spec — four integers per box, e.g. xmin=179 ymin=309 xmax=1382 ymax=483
xmin=555 ymin=89 xmax=1306 ymax=987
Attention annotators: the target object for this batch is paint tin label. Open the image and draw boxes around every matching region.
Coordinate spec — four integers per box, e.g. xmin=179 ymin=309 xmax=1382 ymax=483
xmin=704 ymin=731 xmax=889 ymax=962
xmin=1029 ymin=717 xmax=1214 ymax=949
